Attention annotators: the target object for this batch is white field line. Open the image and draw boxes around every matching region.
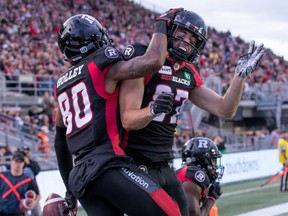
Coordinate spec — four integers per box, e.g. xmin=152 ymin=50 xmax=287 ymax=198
xmin=222 ymin=183 xmax=288 ymax=216
xmin=222 ymin=182 xmax=278 ymax=197
xmin=235 ymin=202 xmax=288 ymax=216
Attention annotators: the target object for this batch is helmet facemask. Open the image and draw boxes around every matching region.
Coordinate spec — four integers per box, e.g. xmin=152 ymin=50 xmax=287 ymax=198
xmin=205 ymin=153 xmax=224 ymax=182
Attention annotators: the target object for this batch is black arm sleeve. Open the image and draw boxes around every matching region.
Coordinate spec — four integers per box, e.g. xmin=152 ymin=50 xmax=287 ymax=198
xmin=28 ymin=179 xmax=40 ymax=194
xmin=29 ymin=160 xmax=41 ymax=176
xmin=54 ymin=126 xmax=73 ymax=192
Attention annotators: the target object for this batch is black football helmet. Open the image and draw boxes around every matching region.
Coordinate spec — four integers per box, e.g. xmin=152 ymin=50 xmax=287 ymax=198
xmin=167 ymin=10 xmax=208 ymax=63
xmin=58 ymin=14 xmax=113 ymax=65
xmin=182 ymin=137 xmax=224 ymax=182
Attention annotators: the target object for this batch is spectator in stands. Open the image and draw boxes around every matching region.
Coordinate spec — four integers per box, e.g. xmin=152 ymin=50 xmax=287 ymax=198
xmin=21 ymin=146 xmax=42 ymax=216
xmin=213 ymin=135 xmax=226 ymax=154
xmin=54 ymin=12 xmax=182 ymax=216
xmin=21 ymin=114 xmax=37 ymax=139
xmin=0 ymin=145 xmax=10 ymax=172
xmin=277 ymin=129 xmax=288 ymax=192
xmin=176 ymin=137 xmax=224 ymax=216
xmin=40 ymin=91 xmax=56 ymax=130
xmin=0 ymin=145 xmax=12 ymax=161
xmin=1 ymin=104 xmax=8 ymax=115
xmin=119 ymin=9 xmax=264 ymax=215
xmin=37 ymin=126 xmax=49 ymax=156
xmin=21 ymin=146 xmax=41 ymax=181
xmin=271 ymin=127 xmax=282 ymax=147
xmin=27 ymin=107 xmax=40 ymax=124
xmin=0 ymin=152 xmax=41 ymax=216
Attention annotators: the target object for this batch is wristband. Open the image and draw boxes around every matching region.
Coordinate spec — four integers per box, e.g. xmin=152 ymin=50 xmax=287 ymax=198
xmin=207 ymin=196 xmax=216 ymax=202
xmin=153 ymin=21 xmax=167 ymax=35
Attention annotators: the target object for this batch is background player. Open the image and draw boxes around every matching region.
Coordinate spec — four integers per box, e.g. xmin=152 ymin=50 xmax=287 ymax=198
xmin=176 ymin=137 xmax=224 ymax=216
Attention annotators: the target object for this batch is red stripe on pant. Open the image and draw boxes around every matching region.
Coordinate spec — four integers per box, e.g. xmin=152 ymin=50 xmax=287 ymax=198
xmin=150 ymin=189 xmax=181 ymax=216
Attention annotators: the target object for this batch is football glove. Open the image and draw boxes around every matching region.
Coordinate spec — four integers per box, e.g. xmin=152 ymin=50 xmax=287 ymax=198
xmin=64 ymin=191 xmax=77 ymax=216
xmin=150 ymin=93 xmax=174 ymax=117
xmin=208 ymin=182 xmax=222 ymax=200
xmin=156 ymin=8 xmax=184 ymax=26
xmin=236 ymin=40 xmax=265 ymax=78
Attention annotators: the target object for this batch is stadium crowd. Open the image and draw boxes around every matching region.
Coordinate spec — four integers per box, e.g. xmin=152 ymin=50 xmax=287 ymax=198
xmin=0 ymin=0 xmax=288 ymax=88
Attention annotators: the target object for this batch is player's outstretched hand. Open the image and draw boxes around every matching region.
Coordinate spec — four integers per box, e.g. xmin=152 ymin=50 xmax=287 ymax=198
xmin=150 ymin=93 xmax=174 ymax=117
xmin=236 ymin=40 xmax=265 ymax=78
xmin=208 ymin=182 xmax=223 ymax=200
xmin=156 ymin=8 xmax=184 ymax=26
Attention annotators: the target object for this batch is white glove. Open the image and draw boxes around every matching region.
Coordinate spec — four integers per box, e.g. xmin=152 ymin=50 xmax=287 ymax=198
xmin=19 ymin=198 xmax=34 ymax=212
xmin=236 ymin=40 xmax=265 ymax=78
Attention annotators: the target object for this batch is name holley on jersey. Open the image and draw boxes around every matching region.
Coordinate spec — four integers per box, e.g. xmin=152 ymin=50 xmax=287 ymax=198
xmin=57 ymin=64 xmax=84 ymax=88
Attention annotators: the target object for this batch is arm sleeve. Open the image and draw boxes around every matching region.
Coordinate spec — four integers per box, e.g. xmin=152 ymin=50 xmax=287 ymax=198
xmin=29 ymin=160 xmax=41 ymax=176
xmin=54 ymin=126 xmax=73 ymax=192
xmin=28 ymin=179 xmax=40 ymax=194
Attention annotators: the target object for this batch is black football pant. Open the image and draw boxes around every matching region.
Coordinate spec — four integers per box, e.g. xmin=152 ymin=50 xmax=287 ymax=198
xmin=280 ymin=164 xmax=288 ymax=191
xmin=137 ymin=161 xmax=189 ymax=216
xmin=78 ymin=167 xmax=181 ymax=216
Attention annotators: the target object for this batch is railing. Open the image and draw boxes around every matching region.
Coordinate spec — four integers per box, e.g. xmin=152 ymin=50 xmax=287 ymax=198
xmin=0 ymin=72 xmax=54 ymax=107
xmin=0 ymin=113 xmax=58 ymax=170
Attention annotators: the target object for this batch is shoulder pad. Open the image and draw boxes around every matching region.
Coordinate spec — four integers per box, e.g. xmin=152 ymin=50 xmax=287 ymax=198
xmin=185 ymin=166 xmax=210 ymax=190
xmin=104 ymin=46 xmax=121 ymax=59
xmin=122 ymin=43 xmax=147 ymax=60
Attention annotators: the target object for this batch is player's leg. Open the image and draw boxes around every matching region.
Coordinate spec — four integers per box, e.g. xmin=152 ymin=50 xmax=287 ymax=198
xmin=82 ymin=167 xmax=181 ymax=216
xmin=163 ymin=166 xmax=189 ymax=216
xmin=147 ymin=164 xmax=189 ymax=216
xmin=79 ymin=194 xmax=123 ymax=216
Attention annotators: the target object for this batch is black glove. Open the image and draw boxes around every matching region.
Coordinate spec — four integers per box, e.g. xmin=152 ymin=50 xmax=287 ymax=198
xmin=64 ymin=191 xmax=77 ymax=216
xmin=208 ymin=182 xmax=222 ymax=200
xmin=236 ymin=40 xmax=265 ymax=78
xmin=150 ymin=93 xmax=174 ymax=117
xmin=156 ymin=8 xmax=184 ymax=26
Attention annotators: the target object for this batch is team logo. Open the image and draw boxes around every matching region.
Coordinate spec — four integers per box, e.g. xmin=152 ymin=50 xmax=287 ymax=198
xmin=138 ymin=165 xmax=148 ymax=174
xmin=104 ymin=47 xmax=119 ymax=58
xmin=122 ymin=45 xmax=135 ymax=59
xmin=159 ymin=66 xmax=172 ymax=75
xmin=184 ymin=72 xmax=191 ymax=81
xmin=80 ymin=46 xmax=88 ymax=53
xmin=173 ymin=63 xmax=180 ymax=70
xmin=195 ymin=170 xmax=206 ymax=182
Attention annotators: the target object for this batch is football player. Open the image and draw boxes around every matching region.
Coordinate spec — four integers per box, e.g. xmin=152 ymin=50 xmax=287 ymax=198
xmin=176 ymin=137 xmax=224 ymax=216
xmin=119 ymin=9 xmax=264 ymax=216
xmin=54 ymin=11 xmax=183 ymax=216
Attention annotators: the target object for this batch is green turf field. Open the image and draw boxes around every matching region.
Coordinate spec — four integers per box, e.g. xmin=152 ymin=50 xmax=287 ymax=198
xmin=77 ymin=178 xmax=288 ymax=216
xmin=217 ymin=178 xmax=288 ymax=216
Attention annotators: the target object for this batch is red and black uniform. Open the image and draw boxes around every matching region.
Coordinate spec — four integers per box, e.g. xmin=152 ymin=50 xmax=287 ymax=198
xmin=122 ymin=43 xmax=203 ymax=216
xmin=176 ymin=165 xmax=210 ymax=203
xmin=55 ymin=46 xmax=181 ymax=216
xmin=0 ymin=171 xmax=39 ymax=215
